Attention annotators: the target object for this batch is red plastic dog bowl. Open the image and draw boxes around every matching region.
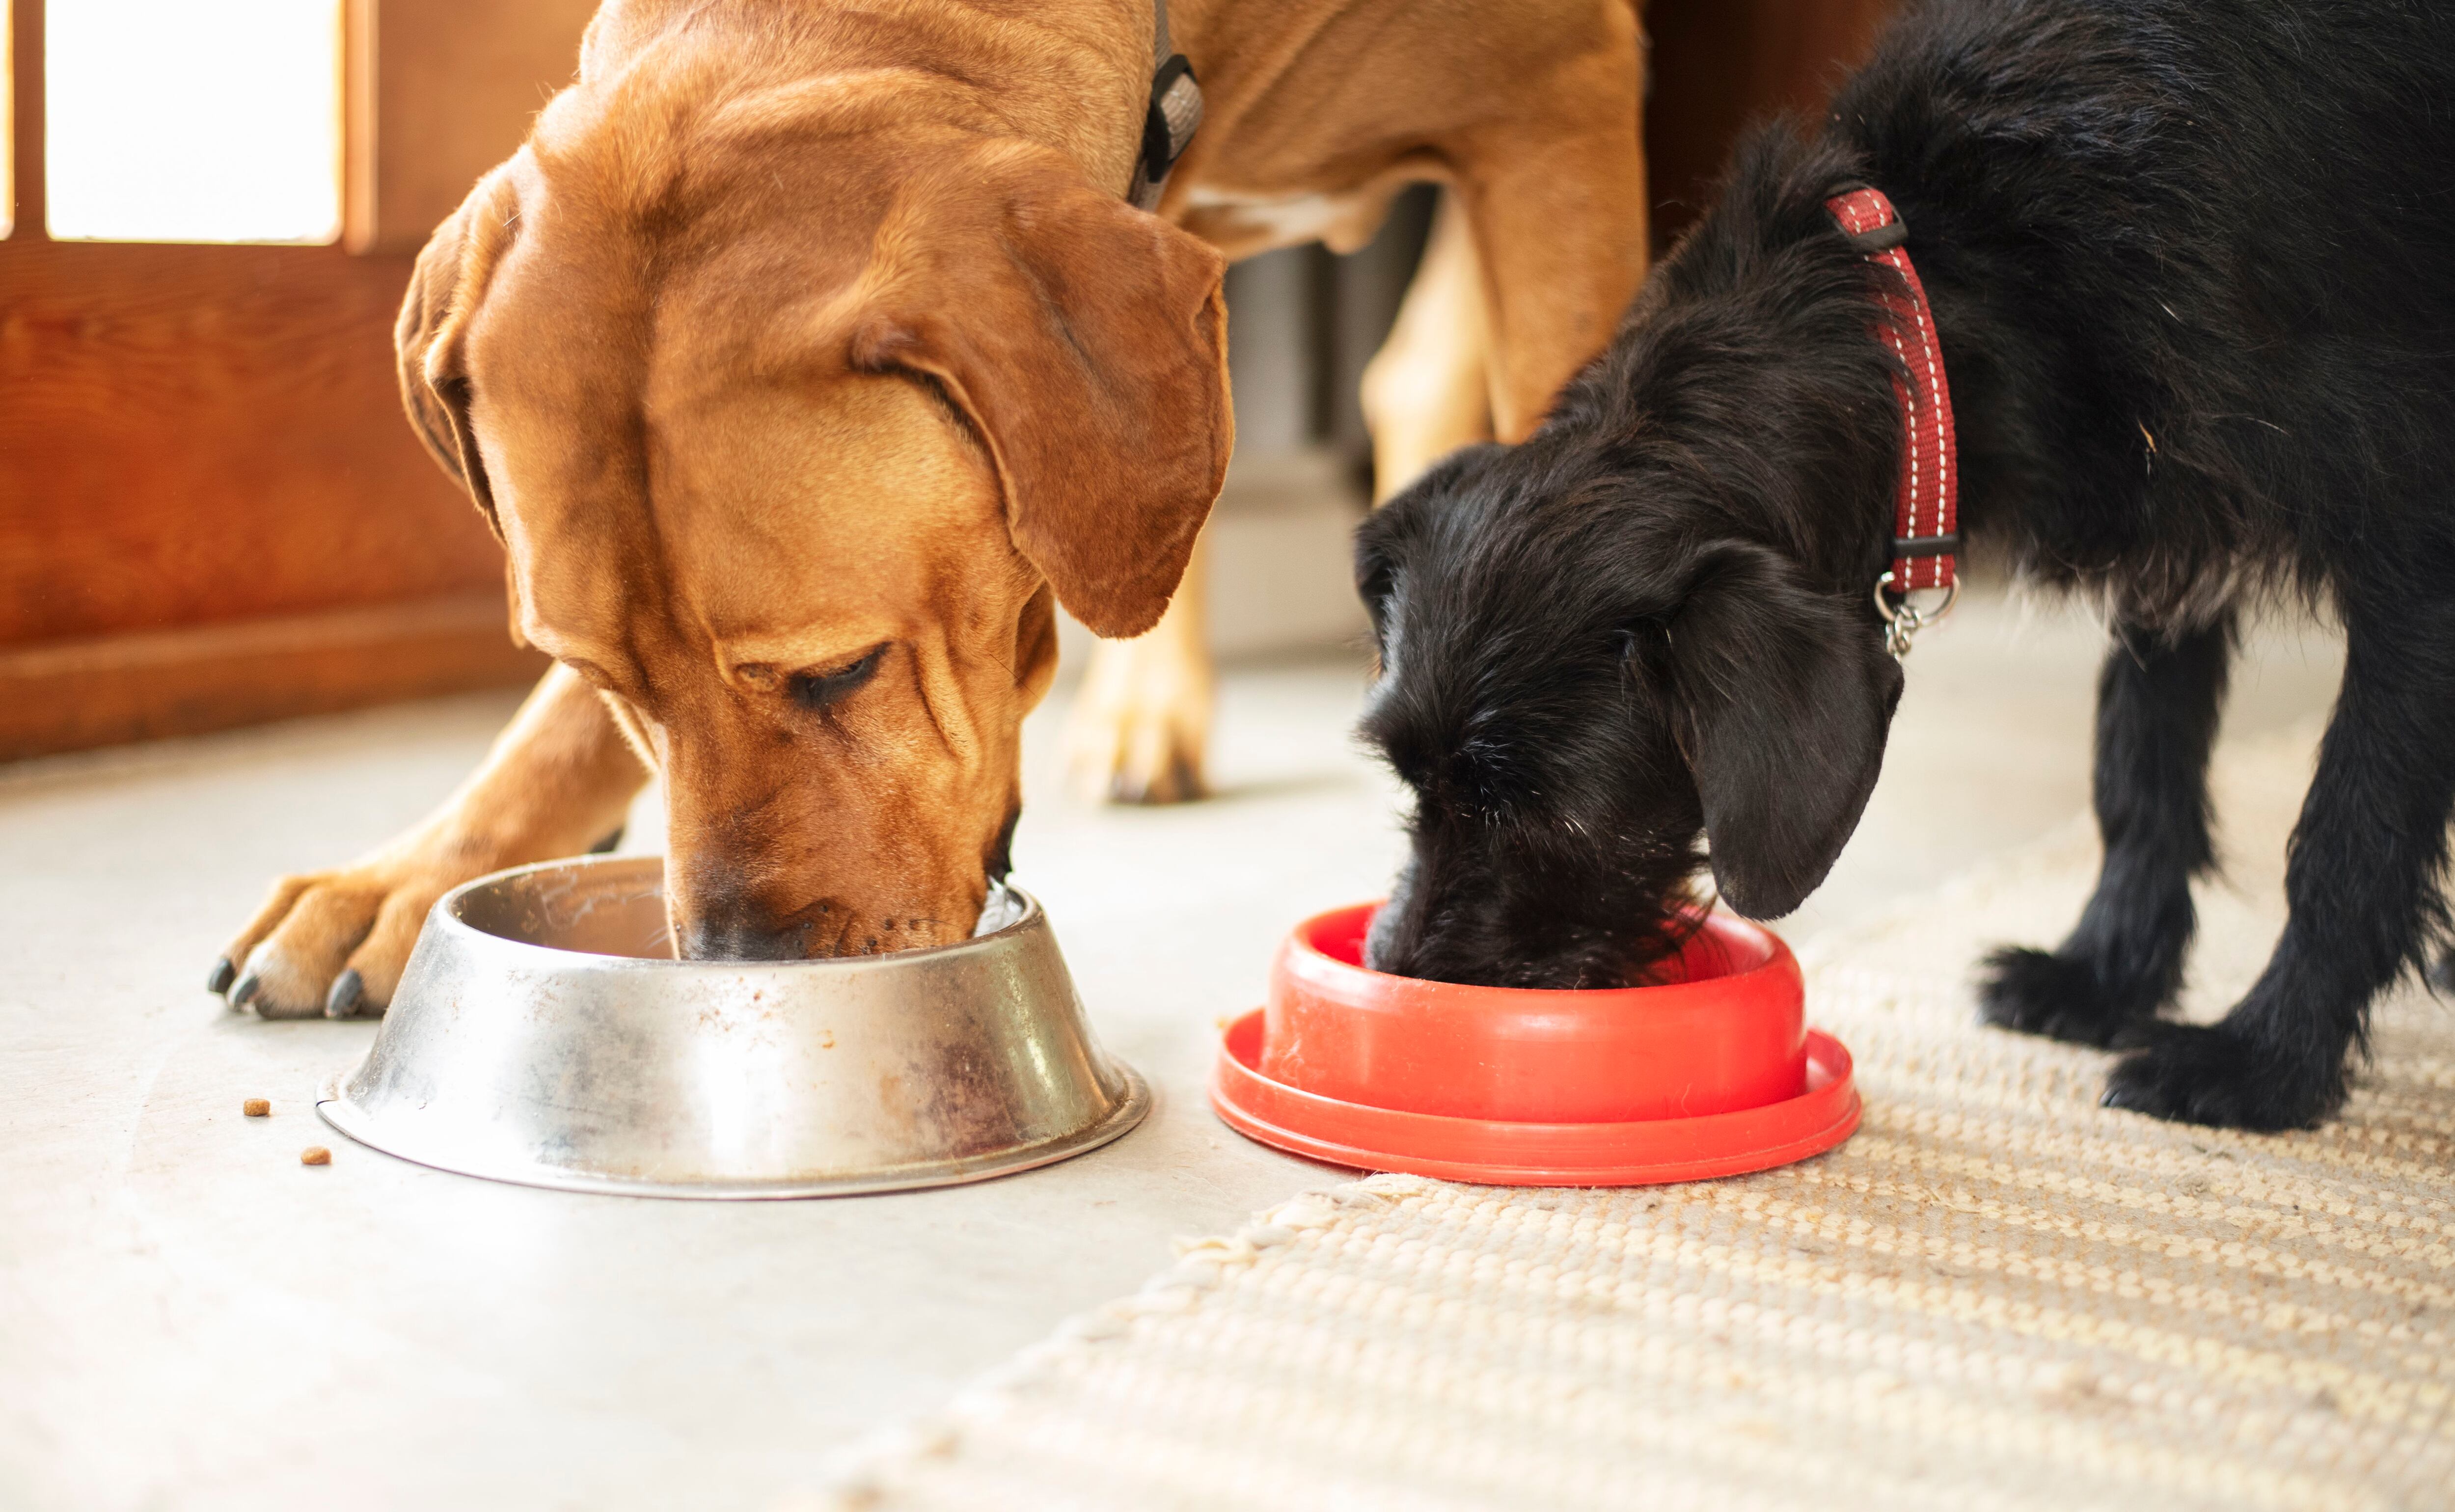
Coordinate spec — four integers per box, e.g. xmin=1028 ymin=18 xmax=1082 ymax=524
xmin=1209 ymin=903 xmax=1860 ymax=1186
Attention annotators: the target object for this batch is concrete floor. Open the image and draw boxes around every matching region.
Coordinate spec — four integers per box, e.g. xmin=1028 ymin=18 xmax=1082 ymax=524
xmin=0 ymin=588 xmax=2344 ymax=1511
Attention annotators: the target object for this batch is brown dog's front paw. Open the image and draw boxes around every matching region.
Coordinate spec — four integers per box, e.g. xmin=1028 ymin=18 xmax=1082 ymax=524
xmin=212 ymin=859 xmax=467 ymax=1020
xmin=1065 ymin=634 xmax=1213 ymax=806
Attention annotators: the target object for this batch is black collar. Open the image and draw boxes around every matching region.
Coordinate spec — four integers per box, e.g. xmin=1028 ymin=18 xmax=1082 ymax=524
xmin=1130 ymin=3 xmax=1202 ymax=210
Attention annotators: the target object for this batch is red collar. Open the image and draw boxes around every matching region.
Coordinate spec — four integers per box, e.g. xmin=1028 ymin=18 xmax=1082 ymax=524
xmin=1826 ymin=187 xmax=1959 ymax=654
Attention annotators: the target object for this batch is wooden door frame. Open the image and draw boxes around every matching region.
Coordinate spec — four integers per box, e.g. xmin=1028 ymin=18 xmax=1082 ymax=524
xmin=7 ymin=0 xmax=42 ymax=242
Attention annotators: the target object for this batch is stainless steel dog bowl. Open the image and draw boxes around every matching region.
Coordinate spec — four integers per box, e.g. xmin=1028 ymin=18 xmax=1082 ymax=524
xmin=316 ymin=856 xmax=1148 ymax=1198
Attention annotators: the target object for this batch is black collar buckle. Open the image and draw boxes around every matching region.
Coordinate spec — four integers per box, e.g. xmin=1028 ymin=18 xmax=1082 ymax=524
xmin=1134 ymin=53 xmax=1202 ymax=211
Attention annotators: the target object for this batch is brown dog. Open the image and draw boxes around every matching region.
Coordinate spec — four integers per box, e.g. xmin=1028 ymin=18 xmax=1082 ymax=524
xmin=213 ymin=0 xmax=1648 ymax=1015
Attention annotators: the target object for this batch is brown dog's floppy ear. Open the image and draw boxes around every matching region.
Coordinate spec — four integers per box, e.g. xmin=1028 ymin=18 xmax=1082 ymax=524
xmin=848 ymin=144 xmax=1231 ymax=638
xmin=395 ymin=174 xmax=518 ymax=539
xmin=1669 ymin=543 xmax=1905 ymax=919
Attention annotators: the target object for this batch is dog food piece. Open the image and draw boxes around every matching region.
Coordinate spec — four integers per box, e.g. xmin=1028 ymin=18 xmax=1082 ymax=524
xmin=300 ymin=1145 xmax=331 ymax=1166
xmin=243 ymin=1098 xmax=270 ymax=1117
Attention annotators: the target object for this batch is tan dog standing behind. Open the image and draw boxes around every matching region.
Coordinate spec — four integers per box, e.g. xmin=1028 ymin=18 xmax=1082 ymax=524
xmin=213 ymin=0 xmax=1648 ymax=1015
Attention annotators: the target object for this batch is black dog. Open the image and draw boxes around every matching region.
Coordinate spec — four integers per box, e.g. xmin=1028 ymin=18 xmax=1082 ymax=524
xmin=1353 ymin=0 xmax=2455 ymax=1130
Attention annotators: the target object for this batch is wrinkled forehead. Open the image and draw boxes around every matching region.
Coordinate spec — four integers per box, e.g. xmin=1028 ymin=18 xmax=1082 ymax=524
xmin=642 ymin=353 xmax=1014 ymax=651
xmin=460 ymin=221 xmax=1018 ymax=669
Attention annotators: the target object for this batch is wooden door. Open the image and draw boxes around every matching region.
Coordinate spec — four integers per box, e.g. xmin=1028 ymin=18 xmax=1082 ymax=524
xmin=0 ymin=0 xmax=590 ymax=760
xmin=1645 ymin=0 xmax=1901 ymax=252
xmin=0 ymin=0 xmax=1894 ymax=761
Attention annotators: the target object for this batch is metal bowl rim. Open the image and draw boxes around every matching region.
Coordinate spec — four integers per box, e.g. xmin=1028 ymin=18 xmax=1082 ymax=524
xmin=429 ymin=853 xmax=1043 ymax=974
xmin=315 ymin=1063 xmax=1152 ymax=1201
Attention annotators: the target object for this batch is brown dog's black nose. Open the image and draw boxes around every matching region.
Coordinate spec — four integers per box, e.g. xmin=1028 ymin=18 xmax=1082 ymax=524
xmin=670 ymin=874 xmax=821 ymax=961
xmin=677 ymin=914 xmax=815 ymax=962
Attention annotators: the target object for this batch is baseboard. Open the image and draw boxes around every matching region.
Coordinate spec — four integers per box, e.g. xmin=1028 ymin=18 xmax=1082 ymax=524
xmin=0 ymin=594 xmax=550 ymax=761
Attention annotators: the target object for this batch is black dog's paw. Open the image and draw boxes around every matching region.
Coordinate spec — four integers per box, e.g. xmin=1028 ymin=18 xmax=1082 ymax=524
xmin=1977 ymin=946 xmax=2156 ymax=1048
xmin=2100 ymin=1023 xmax=2343 ymax=1131
xmin=2428 ymin=949 xmax=2455 ymax=998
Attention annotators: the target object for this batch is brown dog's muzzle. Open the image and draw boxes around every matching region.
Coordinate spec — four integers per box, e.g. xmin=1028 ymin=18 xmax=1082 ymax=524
xmin=669 ymin=874 xmax=835 ymax=961
xmin=663 ymin=811 xmax=993 ymax=962
xmin=662 ymin=789 xmax=1019 ymax=961
xmin=655 ymin=703 xmax=1003 ymax=963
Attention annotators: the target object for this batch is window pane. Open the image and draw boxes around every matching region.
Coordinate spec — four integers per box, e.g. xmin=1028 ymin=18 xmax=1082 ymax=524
xmin=46 ymin=0 xmax=340 ymax=243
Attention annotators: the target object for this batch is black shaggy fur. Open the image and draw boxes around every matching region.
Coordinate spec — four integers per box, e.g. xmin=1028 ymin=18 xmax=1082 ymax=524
xmin=1354 ymin=0 xmax=2455 ymax=1130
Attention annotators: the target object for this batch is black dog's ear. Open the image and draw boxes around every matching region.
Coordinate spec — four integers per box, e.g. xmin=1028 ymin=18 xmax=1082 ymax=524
xmin=1354 ymin=526 xmax=1399 ymax=639
xmin=1666 ymin=543 xmax=1904 ymax=919
xmin=1355 ymin=442 xmax=1503 ymax=649
xmin=1356 ymin=446 xmax=1492 ymax=603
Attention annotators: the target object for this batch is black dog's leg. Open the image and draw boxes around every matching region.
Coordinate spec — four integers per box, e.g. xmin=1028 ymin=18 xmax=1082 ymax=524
xmin=2103 ymin=587 xmax=2455 ymax=1129
xmin=1980 ymin=616 xmax=2233 ymax=1046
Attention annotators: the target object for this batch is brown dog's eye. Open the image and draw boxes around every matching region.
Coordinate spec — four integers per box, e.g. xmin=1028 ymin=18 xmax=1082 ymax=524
xmin=788 ymin=645 xmax=888 ymax=712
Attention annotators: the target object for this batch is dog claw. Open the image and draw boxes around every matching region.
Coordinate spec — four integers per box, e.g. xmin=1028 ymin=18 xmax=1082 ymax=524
xmin=325 ymin=969 xmax=365 ymax=1019
xmin=229 ymin=972 xmax=262 ymax=1009
xmin=206 ymin=956 xmax=237 ymax=996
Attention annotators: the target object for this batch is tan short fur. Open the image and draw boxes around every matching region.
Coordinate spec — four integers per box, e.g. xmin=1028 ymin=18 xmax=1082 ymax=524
xmin=220 ymin=0 xmax=1647 ymax=1012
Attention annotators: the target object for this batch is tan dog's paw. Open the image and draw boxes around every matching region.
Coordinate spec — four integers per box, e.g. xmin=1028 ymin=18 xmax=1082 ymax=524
xmin=1065 ymin=632 xmax=1215 ymax=805
xmin=208 ymin=854 xmax=476 ymax=1020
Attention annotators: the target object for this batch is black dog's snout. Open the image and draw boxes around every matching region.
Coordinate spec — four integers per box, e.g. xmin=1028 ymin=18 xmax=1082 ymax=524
xmin=1360 ymin=870 xmax=1423 ymax=977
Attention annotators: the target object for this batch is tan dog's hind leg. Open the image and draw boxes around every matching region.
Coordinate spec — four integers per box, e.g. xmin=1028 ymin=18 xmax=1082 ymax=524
xmin=1064 ymin=532 xmax=1215 ymax=805
xmin=214 ymin=664 xmax=649 ymax=1017
xmin=1063 ymin=197 xmax=1496 ymax=805
xmin=1360 ymin=192 xmax=1497 ymax=502
xmin=1454 ymin=108 xmax=1650 ymax=444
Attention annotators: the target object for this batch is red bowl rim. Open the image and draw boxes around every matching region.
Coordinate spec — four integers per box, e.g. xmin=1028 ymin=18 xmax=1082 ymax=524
xmin=1274 ymin=902 xmax=1800 ymax=1026
xmin=1212 ymin=1010 xmax=1862 ymax=1186
xmin=1262 ymin=902 xmax=1811 ymax=1123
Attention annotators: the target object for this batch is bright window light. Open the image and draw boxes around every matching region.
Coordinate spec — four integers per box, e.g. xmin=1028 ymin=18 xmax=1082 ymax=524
xmin=46 ymin=0 xmax=341 ymax=243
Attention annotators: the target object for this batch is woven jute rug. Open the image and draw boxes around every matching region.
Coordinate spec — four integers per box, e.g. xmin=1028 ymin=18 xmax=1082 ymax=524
xmin=827 ymin=727 xmax=2455 ymax=1512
